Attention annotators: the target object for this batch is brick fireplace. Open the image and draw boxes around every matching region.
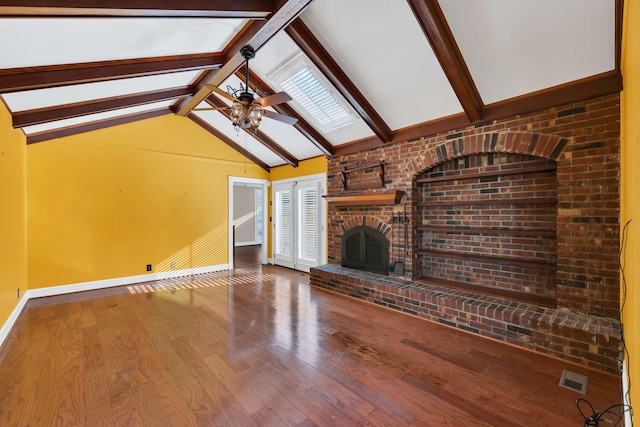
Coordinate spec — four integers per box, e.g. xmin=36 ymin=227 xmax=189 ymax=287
xmin=313 ymin=94 xmax=622 ymax=373
xmin=341 ymin=224 xmax=390 ymax=275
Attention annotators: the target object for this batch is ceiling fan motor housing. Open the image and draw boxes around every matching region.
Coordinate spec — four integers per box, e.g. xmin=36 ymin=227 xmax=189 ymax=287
xmin=240 ymin=46 xmax=256 ymax=61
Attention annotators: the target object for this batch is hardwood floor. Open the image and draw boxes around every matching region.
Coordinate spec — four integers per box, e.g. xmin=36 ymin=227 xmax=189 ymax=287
xmin=0 ymin=265 xmax=622 ymax=426
xmin=234 ymin=245 xmax=262 ymax=268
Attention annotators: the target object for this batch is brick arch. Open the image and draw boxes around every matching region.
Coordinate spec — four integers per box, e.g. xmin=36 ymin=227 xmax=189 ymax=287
xmin=341 ymin=215 xmax=391 ymax=238
xmin=406 ymin=131 xmax=570 ymax=176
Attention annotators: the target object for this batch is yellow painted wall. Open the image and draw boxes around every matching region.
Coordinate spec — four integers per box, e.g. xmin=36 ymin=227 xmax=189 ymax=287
xmin=621 ymin=0 xmax=640 ymax=418
xmin=0 ymin=102 xmax=27 ymax=326
xmin=27 ymin=114 xmax=267 ymax=289
xmin=269 ymin=155 xmax=327 ymax=181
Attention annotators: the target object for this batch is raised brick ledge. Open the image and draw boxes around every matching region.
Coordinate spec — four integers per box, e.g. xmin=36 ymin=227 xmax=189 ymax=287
xmin=310 ymin=264 xmax=622 ymax=374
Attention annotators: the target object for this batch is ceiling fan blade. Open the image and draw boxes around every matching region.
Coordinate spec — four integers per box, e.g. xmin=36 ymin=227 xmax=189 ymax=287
xmin=202 ymin=83 xmax=237 ymax=103
xmin=263 ymin=110 xmax=298 ymax=125
xmin=258 ymin=92 xmax=292 ymax=107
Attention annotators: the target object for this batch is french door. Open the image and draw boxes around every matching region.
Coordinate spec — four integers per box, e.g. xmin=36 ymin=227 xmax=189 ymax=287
xmin=273 ymin=175 xmax=326 ymax=272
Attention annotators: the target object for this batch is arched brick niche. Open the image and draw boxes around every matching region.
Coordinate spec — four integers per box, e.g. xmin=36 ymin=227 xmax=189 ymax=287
xmin=406 ymin=131 xmax=569 ymax=175
xmin=407 ymin=130 xmax=619 ymax=317
xmin=414 ymin=151 xmax=558 ymax=307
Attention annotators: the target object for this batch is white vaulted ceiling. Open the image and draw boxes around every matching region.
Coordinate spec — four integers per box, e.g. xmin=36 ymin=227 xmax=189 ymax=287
xmin=0 ymin=0 xmax=621 ymax=170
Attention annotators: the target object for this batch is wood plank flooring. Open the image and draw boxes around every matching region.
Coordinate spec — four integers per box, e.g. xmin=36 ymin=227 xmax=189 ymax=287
xmin=234 ymin=245 xmax=262 ymax=268
xmin=0 ymin=265 xmax=622 ymax=426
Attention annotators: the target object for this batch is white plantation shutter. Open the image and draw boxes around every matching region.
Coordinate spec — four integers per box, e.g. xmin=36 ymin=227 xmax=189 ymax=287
xmin=269 ymin=53 xmax=356 ymax=132
xmin=281 ymin=68 xmax=352 ymax=129
xmin=298 ymin=186 xmax=319 ymax=262
xmin=272 ymin=175 xmax=325 ymax=272
xmin=275 ymin=189 xmax=292 ymax=257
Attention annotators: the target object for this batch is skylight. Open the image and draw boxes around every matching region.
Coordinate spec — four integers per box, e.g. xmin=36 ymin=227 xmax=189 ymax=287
xmin=269 ymin=53 xmax=356 ymax=132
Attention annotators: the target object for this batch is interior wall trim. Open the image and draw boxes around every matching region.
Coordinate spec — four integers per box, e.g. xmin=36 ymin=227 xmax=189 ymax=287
xmin=623 ymin=359 xmax=632 ymax=426
xmin=235 ymin=241 xmax=262 ymax=247
xmin=0 ymin=263 xmax=230 ymax=350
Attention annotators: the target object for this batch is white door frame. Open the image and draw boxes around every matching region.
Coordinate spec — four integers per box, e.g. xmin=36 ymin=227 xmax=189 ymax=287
xmin=271 ymin=173 xmax=327 ymax=272
xmin=229 ymin=176 xmax=269 ymax=268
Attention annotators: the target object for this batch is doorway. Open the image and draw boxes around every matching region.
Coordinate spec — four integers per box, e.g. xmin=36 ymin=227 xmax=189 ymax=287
xmin=229 ymin=177 xmax=268 ymax=268
xmin=272 ymin=174 xmax=326 ymax=272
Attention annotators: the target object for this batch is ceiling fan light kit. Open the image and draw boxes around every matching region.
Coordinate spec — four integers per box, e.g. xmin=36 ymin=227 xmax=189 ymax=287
xmin=200 ymin=45 xmax=296 ymax=133
xmin=230 ymin=46 xmax=262 ymax=132
xmin=230 ymin=100 xmax=263 ymax=131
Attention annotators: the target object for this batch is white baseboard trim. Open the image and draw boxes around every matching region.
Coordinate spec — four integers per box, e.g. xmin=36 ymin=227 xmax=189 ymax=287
xmin=0 ymin=294 xmax=30 ymax=352
xmin=268 ymin=258 xmax=274 ymax=264
xmin=235 ymin=241 xmax=261 ymax=247
xmin=0 ymin=263 xmax=229 ymax=350
xmin=190 ymin=264 xmax=230 ymax=276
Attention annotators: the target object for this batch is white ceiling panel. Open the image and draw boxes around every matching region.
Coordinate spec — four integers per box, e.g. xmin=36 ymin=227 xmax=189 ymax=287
xmin=0 ymin=18 xmax=246 ymax=68
xmin=192 ymin=107 xmax=286 ymax=168
xmin=255 ymin=110 xmax=325 ymax=160
xmin=2 ymin=71 xmax=201 ymax=111
xmin=0 ymin=2 xmax=621 ymax=167
xmin=439 ymin=0 xmax=616 ymax=104
xmin=22 ymin=100 xmax=174 ymax=134
xmin=252 ymin=32 xmax=301 ymax=79
xmin=301 ymin=0 xmax=463 ymax=130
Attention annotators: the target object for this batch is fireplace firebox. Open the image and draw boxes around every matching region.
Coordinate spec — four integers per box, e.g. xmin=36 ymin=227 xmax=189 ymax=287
xmin=341 ymin=225 xmax=389 ymax=275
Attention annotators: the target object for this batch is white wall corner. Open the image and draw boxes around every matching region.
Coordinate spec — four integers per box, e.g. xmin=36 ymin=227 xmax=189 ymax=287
xmin=623 ymin=359 xmax=633 ymax=426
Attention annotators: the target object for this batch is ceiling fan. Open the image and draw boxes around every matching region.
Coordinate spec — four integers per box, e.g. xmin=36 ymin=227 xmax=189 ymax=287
xmin=192 ymin=46 xmax=298 ymax=132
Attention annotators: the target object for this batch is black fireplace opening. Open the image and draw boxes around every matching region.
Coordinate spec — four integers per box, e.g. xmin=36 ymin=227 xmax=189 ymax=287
xmin=341 ymin=225 xmax=389 ymax=275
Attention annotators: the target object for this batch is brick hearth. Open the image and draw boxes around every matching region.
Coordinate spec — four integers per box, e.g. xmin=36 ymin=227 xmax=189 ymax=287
xmin=311 ymin=264 xmax=621 ymax=374
xmin=322 ymin=94 xmax=622 ymax=373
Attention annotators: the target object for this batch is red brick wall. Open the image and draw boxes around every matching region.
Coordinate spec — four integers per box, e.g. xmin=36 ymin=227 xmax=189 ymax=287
xmin=311 ymin=264 xmax=621 ymax=373
xmin=417 ymin=153 xmax=557 ymax=300
xmin=327 ymin=94 xmax=620 ymax=317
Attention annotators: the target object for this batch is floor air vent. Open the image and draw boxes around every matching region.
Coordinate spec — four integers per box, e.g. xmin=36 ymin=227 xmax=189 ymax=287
xmin=559 ymin=369 xmax=589 ymax=394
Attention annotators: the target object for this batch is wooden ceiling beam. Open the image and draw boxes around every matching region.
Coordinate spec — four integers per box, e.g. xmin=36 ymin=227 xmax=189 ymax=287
xmin=407 ymin=0 xmax=483 ymax=123
xmin=238 ymin=67 xmax=335 ymax=157
xmin=286 ymin=18 xmax=393 ymax=143
xmin=334 ymin=70 xmax=622 ymax=156
xmin=481 ymin=70 xmax=622 ymax=121
xmin=0 ymin=53 xmax=223 ymax=92
xmin=188 ymin=114 xmax=271 ymax=171
xmin=13 ymin=86 xmax=192 ymax=128
xmin=250 ymin=128 xmax=299 ymax=167
xmin=25 ymin=107 xmax=171 ymax=144
xmin=0 ymin=1 xmax=274 ymax=18
xmin=615 ymin=0 xmax=623 ymax=71
xmin=203 ymin=94 xmax=299 ymax=167
xmin=333 ymin=113 xmax=471 ymax=157
xmin=176 ymin=0 xmax=312 ymax=116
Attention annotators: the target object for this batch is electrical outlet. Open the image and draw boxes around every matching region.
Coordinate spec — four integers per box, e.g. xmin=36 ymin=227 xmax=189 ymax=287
xmin=146 ymin=264 xmax=152 ymax=272
xmin=171 ymin=261 xmax=176 ymax=268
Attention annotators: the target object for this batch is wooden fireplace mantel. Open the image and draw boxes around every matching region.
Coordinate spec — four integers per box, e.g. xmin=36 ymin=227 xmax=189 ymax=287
xmin=323 ymin=190 xmax=405 ymax=206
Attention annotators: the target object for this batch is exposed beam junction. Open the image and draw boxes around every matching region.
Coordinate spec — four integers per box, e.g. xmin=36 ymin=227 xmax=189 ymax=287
xmin=177 ymin=0 xmax=313 ymax=116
